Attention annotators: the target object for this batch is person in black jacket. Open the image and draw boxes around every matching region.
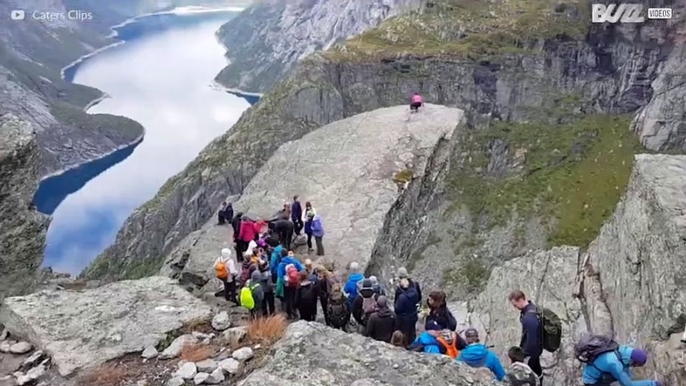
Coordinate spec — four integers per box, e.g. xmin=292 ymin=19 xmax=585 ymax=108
xmin=231 ymin=211 xmax=243 ymax=256
xmin=426 ymin=290 xmax=457 ymax=331
xmin=508 ymin=290 xmax=543 ymax=380
xmin=394 ymin=267 xmax=422 ymax=305
xmin=394 ymin=278 xmax=420 ymax=345
xmin=291 ymin=195 xmax=303 ymax=235
xmin=363 ymin=296 xmax=397 ymax=343
xmin=273 ymin=218 xmax=295 ymax=249
xmin=295 ymin=271 xmax=319 ymax=321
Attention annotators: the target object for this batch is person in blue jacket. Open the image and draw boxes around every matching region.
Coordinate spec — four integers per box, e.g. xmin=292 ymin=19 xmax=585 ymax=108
xmin=457 ymin=328 xmax=506 ymax=381
xmin=582 ymin=346 xmax=661 ymax=386
xmin=344 ymin=262 xmax=365 ymax=309
xmin=408 ymin=320 xmax=448 ymax=355
xmin=269 ymin=245 xmax=285 ymax=283
xmin=277 ymin=251 xmax=304 ymax=279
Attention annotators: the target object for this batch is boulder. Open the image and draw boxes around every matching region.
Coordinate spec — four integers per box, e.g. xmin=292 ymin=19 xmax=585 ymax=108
xmin=164 ymin=105 xmax=463 ymax=280
xmin=15 ymin=364 xmax=45 ymax=386
xmin=166 ymin=377 xmax=184 ymax=386
xmin=141 ymin=346 xmax=158 ymax=359
xmin=218 ymin=358 xmax=240 ymax=375
xmin=176 ymin=362 xmax=197 ymax=380
xmin=9 ymin=342 xmax=32 ymax=354
xmin=194 ymin=372 xmax=209 ymax=385
xmin=0 ymin=276 xmax=212 ymax=376
xmin=222 ymin=326 xmax=248 ymax=347
xmin=211 ymin=312 xmax=231 ymax=331
xmin=160 ymin=334 xmax=199 ymax=360
xmin=206 ymin=367 xmax=224 ymax=384
xmin=195 ymin=359 xmax=217 ymax=373
xmin=239 ymin=321 xmax=496 ymax=386
xmin=231 ymin=347 xmax=254 ymax=362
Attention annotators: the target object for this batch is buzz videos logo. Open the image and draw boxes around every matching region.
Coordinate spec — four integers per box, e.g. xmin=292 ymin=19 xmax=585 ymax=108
xmin=592 ymin=3 xmax=673 ymax=23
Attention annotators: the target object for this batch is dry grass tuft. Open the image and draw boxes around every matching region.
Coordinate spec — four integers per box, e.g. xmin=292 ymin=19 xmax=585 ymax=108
xmin=181 ymin=316 xmax=212 ymax=334
xmin=179 ymin=343 xmax=213 ymax=362
xmin=246 ymin=314 xmax=287 ymax=345
xmin=77 ymin=363 xmax=130 ymax=386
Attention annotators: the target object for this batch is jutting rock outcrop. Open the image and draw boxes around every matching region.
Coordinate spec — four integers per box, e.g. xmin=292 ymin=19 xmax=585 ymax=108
xmin=467 ymin=154 xmax=686 ymax=386
xmin=239 ymin=321 xmax=498 ymax=386
xmin=0 ymin=114 xmax=49 ymax=299
xmin=0 ymin=276 xmax=212 ymax=377
xmin=162 ymin=105 xmax=464 ymax=284
xmin=215 ymin=0 xmax=424 ymax=93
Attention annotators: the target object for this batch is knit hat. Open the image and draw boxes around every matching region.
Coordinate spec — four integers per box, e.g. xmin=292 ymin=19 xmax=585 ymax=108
xmin=630 ymin=349 xmax=648 ymax=366
xmin=376 ymin=295 xmax=388 ymax=309
xmin=465 ymin=328 xmax=479 ymax=339
xmin=397 ymin=267 xmax=409 ymax=279
xmin=361 ymin=279 xmax=373 ymax=289
xmin=369 ymin=276 xmax=379 ymax=285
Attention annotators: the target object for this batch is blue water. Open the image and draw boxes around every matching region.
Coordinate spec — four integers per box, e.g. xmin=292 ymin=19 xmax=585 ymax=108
xmin=34 ymin=9 xmax=255 ymax=274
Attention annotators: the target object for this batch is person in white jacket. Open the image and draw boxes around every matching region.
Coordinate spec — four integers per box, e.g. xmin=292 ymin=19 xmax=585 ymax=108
xmin=215 ymin=248 xmax=238 ymax=305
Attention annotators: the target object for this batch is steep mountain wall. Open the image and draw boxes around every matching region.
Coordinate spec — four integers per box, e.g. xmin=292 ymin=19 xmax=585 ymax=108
xmin=88 ymin=0 xmax=685 ymax=288
xmin=215 ymin=0 xmax=425 ymax=93
xmin=467 ymin=154 xmax=686 ymax=386
xmin=0 ymin=115 xmax=50 ymax=299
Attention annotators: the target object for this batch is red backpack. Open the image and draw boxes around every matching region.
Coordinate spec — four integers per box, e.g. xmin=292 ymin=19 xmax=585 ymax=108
xmin=286 ymin=264 xmax=300 ymax=287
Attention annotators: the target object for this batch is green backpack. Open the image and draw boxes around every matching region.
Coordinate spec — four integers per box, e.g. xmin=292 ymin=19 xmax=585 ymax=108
xmin=537 ymin=307 xmax=562 ymax=352
xmin=240 ymin=284 xmax=259 ymax=310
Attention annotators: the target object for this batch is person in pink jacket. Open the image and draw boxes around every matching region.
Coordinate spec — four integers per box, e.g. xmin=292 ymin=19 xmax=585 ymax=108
xmin=410 ymin=92 xmax=423 ymax=113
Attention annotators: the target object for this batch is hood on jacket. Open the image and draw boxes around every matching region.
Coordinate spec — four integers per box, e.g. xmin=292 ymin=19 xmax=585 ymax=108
xmin=221 ymin=248 xmax=232 ymax=260
xmin=376 ymin=308 xmax=393 ymax=318
xmin=360 ymin=287 xmax=375 ymax=298
xmin=460 ymin=344 xmax=489 ymax=367
xmin=251 ymin=270 xmax=262 ymax=283
xmin=282 ymin=256 xmax=299 ymax=266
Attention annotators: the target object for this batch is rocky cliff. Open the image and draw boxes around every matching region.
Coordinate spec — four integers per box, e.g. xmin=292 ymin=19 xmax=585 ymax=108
xmin=214 ymin=0 xmax=424 ymax=93
xmin=0 ymin=115 xmax=50 ymax=299
xmin=239 ymin=321 xmax=498 ymax=386
xmin=91 ymin=0 xmax=685 ymax=290
xmin=160 ymin=105 xmax=464 ymax=286
xmin=467 ymin=154 xmax=686 ymax=386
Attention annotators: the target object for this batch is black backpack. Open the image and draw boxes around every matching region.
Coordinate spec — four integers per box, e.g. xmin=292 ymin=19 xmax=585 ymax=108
xmin=527 ymin=305 xmax=562 ymax=352
xmin=574 ymin=334 xmax=620 ymax=363
xmin=327 ymin=292 xmax=350 ymax=328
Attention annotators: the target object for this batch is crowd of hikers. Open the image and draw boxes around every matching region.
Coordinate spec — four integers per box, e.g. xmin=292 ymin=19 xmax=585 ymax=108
xmin=213 ymin=197 xmax=663 ymax=386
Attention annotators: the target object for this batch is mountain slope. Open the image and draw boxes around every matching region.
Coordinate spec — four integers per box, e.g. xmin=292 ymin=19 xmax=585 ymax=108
xmin=214 ymin=0 xmax=424 ymax=93
xmin=85 ymin=0 xmax=684 ymax=286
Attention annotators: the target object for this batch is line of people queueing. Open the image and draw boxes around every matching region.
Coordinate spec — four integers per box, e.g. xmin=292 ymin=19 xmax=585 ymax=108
xmin=214 ymin=201 xmax=662 ymax=386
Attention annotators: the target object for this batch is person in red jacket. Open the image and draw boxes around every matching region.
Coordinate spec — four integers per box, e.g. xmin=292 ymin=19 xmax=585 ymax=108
xmin=238 ymin=216 xmax=257 ymax=254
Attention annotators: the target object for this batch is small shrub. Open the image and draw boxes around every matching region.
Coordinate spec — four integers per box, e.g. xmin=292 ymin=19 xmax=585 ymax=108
xmin=179 ymin=343 xmax=213 ymax=362
xmin=393 ymin=169 xmax=414 ymax=184
xmin=247 ymin=314 xmax=287 ymax=345
xmin=78 ymin=363 xmax=129 ymax=386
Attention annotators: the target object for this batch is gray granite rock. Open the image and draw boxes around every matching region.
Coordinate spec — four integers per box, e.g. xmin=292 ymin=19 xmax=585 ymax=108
xmin=211 ymin=312 xmax=231 ymax=331
xmin=160 ymin=334 xmax=199 ymax=360
xmin=218 ymin=358 xmax=240 ymax=375
xmin=0 ymin=276 xmax=212 ymax=376
xmin=176 ymin=362 xmax=197 ymax=380
xmin=206 ymin=368 xmax=225 ymax=384
xmin=141 ymin=346 xmax=158 ymax=359
xmin=231 ymin=347 xmax=254 ymax=362
xmin=195 ymin=359 xmax=217 ymax=373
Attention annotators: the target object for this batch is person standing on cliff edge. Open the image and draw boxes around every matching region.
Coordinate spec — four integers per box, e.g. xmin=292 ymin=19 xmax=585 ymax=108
xmin=292 ymin=195 xmax=303 ymax=236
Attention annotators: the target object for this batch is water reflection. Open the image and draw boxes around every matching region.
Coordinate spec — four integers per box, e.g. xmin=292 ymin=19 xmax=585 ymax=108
xmin=38 ymin=11 xmax=251 ymax=274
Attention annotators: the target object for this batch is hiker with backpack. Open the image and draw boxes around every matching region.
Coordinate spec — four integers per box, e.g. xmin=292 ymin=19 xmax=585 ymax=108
xmin=363 ymin=296 xmax=397 ymax=343
xmin=295 ymin=271 xmax=320 ymax=321
xmin=258 ymin=260 xmax=276 ymax=316
xmin=239 ymin=271 xmax=263 ymax=319
xmin=278 ymin=250 xmax=304 ymax=319
xmin=239 ymin=254 xmax=256 ymax=287
xmin=509 ymin=290 xmax=544 ymax=380
xmin=457 ymin=328 xmax=506 ymax=381
xmin=395 ymin=277 xmax=420 ymax=345
xmin=214 ymin=248 xmax=238 ymax=305
xmin=315 ymin=266 xmax=336 ymax=326
xmin=270 ymin=244 xmax=285 ymax=284
xmin=426 ymin=290 xmax=457 ymax=331
xmin=311 ymin=213 xmax=325 ymax=256
xmin=326 ymin=283 xmax=351 ymax=331
xmin=505 ymin=346 xmax=539 ymax=386
xmin=576 ymin=335 xmax=661 ymax=386
xmin=352 ymin=279 xmax=378 ymax=330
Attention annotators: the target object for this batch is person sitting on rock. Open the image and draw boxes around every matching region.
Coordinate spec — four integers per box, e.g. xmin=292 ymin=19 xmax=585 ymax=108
xmin=505 ymin=346 xmax=539 ymax=386
xmin=353 ymin=279 xmax=378 ymax=330
xmin=295 ymin=271 xmax=319 ymax=321
xmin=457 ymin=328 xmax=506 ymax=381
xmin=363 ymin=296 xmax=396 ymax=343
xmin=326 ymin=283 xmax=351 ymax=331
xmin=410 ymin=92 xmax=424 ymax=113
xmin=408 ymin=320 xmax=449 ymax=355
xmin=214 ymin=248 xmax=238 ymax=305
xmin=426 ymin=290 xmax=457 ymax=331
xmin=344 ymin=262 xmax=365 ymax=309
xmin=394 ymin=277 xmax=420 ymax=345
xmin=579 ymin=336 xmax=661 ymax=386
xmin=217 ymin=201 xmax=231 ymax=225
